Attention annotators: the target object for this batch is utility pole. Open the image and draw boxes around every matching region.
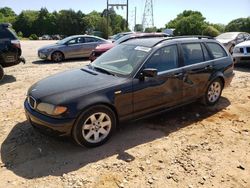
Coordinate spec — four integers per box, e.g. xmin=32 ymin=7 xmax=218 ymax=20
xmin=134 ymin=7 xmax=137 ymax=31
xmin=106 ymin=0 xmax=129 ymax=32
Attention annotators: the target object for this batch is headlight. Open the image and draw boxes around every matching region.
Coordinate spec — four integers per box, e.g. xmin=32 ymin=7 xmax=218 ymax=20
xmin=37 ymin=102 xmax=67 ymax=115
xmin=233 ymin=47 xmax=240 ymax=53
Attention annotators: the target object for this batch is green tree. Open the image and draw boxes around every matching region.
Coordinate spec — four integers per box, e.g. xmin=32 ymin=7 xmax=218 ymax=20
xmin=0 ymin=7 xmax=16 ymax=23
xmin=145 ymin=27 xmax=157 ymax=33
xmin=165 ymin=10 xmax=207 ymax=35
xmin=134 ymin=24 xmax=143 ymax=32
xmin=202 ymin=26 xmax=220 ymax=37
xmin=225 ymin=17 xmax=250 ymax=33
xmin=13 ymin=10 xmax=39 ymax=37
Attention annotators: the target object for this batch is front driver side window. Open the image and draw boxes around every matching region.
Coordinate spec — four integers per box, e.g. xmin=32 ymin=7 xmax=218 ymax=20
xmin=144 ymin=45 xmax=178 ymax=72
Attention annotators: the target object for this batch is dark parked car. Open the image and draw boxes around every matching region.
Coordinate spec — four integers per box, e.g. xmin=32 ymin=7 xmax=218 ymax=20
xmin=216 ymin=32 xmax=250 ymax=53
xmin=38 ymin=35 xmax=110 ymax=62
xmin=25 ymin=36 xmax=234 ymax=147
xmin=89 ymin=32 xmax=168 ymax=61
xmin=0 ymin=23 xmax=25 ymax=80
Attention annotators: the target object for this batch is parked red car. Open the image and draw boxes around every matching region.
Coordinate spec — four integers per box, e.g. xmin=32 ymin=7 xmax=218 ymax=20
xmin=89 ymin=32 xmax=169 ymax=62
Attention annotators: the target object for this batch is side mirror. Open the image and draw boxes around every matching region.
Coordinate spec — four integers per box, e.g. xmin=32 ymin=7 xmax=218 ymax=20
xmin=142 ymin=68 xmax=158 ymax=78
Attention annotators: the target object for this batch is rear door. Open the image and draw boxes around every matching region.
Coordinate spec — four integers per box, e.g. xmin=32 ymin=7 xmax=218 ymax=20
xmin=132 ymin=44 xmax=184 ymax=117
xmin=80 ymin=37 xmax=102 ymax=57
xmin=180 ymin=42 xmax=214 ymax=101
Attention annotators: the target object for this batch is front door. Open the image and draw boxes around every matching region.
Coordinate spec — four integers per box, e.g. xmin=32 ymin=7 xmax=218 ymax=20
xmin=132 ymin=45 xmax=183 ymax=117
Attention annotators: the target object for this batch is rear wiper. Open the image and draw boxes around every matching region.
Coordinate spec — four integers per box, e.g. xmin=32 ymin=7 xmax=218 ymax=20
xmin=92 ymin=66 xmax=115 ymax=76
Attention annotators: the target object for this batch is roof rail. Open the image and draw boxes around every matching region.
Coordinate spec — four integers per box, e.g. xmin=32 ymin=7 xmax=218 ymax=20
xmin=153 ymin=35 xmax=214 ymax=47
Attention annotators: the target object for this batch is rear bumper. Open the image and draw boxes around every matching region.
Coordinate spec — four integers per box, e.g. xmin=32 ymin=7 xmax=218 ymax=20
xmin=24 ymin=99 xmax=75 ymax=137
xmin=1 ymin=56 xmax=25 ymax=67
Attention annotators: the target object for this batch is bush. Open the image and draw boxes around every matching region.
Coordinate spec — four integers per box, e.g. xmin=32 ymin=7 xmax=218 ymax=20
xmin=29 ymin=34 xmax=38 ymax=40
xmin=17 ymin=31 xmax=23 ymax=38
xmin=202 ymin=26 xmax=220 ymax=37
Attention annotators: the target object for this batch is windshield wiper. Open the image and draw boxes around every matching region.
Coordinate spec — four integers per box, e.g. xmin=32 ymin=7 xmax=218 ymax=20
xmin=90 ymin=65 xmax=115 ymax=76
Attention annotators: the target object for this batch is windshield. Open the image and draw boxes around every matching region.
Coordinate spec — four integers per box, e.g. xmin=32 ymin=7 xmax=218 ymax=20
xmin=216 ymin=33 xmax=238 ymax=40
xmin=92 ymin=44 xmax=151 ymax=76
xmin=56 ymin=36 xmax=74 ymax=44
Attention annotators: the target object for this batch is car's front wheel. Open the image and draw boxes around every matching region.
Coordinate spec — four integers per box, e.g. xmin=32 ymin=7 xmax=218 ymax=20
xmin=0 ymin=65 xmax=4 ymax=81
xmin=204 ymin=78 xmax=223 ymax=106
xmin=51 ymin=51 xmax=64 ymax=62
xmin=72 ymin=105 xmax=116 ymax=147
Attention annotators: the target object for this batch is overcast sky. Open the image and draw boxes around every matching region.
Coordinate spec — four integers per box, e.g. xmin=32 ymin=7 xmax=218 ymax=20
xmin=1 ymin=0 xmax=250 ymax=29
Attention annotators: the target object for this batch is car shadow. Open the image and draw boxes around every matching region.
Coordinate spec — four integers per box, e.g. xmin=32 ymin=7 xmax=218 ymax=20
xmin=0 ymin=75 xmax=16 ymax=85
xmin=234 ymin=63 xmax=250 ymax=73
xmin=32 ymin=58 xmax=90 ymax=65
xmin=1 ymin=97 xmax=230 ymax=179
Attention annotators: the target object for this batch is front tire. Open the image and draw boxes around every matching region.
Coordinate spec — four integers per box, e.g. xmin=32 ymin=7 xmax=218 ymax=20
xmin=0 ymin=65 xmax=4 ymax=81
xmin=204 ymin=78 xmax=223 ymax=106
xmin=72 ymin=105 xmax=116 ymax=148
xmin=51 ymin=51 xmax=64 ymax=62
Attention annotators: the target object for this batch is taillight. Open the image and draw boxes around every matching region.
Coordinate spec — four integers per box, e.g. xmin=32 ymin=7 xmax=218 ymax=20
xmin=11 ymin=40 xmax=21 ymax=49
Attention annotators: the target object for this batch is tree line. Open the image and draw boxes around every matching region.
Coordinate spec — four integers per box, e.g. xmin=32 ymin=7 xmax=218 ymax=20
xmin=0 ymin=7 xmax=127 ymax=39
xmin=0 ymin=7 xmax=249 ymax=39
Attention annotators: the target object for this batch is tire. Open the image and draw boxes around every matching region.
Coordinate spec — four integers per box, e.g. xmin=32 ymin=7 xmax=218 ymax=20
xmin=72 ymin=105 xmax=117 ymax=148
xmin=203 ymin=78 xmax=223 ymax=106
xmin=0 ymin=65 xmax=4 ymax=81
xmin=51 ymin=51 xmax=64 ymax=62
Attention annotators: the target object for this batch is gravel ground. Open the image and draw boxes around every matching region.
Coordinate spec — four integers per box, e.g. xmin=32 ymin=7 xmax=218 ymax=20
xmin=0 ymin=40 xmax=250 ymax=188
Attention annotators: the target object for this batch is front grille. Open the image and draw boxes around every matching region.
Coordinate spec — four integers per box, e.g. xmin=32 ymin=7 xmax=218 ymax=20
xmin=28 ymin=96 xmax=37 ymax=109
xmin=240 ymin=47 xmax=250 ymax=53
xmin=247 ymin=47 xmax=250 ymax=53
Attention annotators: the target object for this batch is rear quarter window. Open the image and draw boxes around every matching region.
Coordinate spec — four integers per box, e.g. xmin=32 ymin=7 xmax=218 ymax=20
xmin=0 ymin=28 xmax=17 ymax=40
xmin=206 ymin=42 xmax=227 ymax=59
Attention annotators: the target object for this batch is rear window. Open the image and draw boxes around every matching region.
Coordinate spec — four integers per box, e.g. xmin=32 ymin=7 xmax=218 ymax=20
xmin=181 ymin=43 xmax=204 ymax=65
xmin=206 ymin=42 xmax=227 ymax=59
xmin=0 ymin=28 xmax=17 ymax=40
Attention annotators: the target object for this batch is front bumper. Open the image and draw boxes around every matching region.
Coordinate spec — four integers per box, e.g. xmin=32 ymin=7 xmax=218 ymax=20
xmin=38 ymin=51 xmax=50 ymax=60
xmin=24 ymin=99 xmax=75 ymax=136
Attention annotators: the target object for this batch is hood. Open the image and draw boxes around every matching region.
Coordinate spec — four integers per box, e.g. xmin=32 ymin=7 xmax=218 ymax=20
xmin=28 ymin=67 xmax=124 ymax=104
xmin=38 ymin=43 xmax=62 ymax=51
xmin=216 ymin=38 xmax=232 ymax=44
xmin=235 ymin=40 xmax=250 ymax=47
xmin=95 ymin=43 xmax=115 ymax=52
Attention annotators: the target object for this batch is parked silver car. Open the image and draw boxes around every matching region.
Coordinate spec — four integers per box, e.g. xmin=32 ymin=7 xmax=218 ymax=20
xmin=38 ymin=35 xmax=110 ymax=62
xmin=216 ymin=32 xmax=250 ymax=53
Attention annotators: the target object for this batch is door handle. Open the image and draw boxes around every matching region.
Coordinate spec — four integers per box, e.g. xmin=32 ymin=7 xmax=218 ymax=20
xmin=205 ymin=65 xmax=213 ymax=70
xmin=173 ymin=73 xmax=183 ymax=78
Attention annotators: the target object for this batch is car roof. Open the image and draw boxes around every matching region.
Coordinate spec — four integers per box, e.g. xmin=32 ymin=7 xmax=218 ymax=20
xmin=116 ymin=33 xmax=168 ymax=44
xmin=0 ymin=23 xmax=11 ymax=29
xmin=123 ymin=36 xmax=215 ymax=48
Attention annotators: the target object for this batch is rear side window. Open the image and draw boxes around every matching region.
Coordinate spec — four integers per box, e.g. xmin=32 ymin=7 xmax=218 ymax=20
xmin=145 ymin=45 xmax=178 ymax=72
xmin=85 ymin=37 xmax=98 ymax=43
xmin=206 ymin=42 xmax=227 ymax=59
xmin=181 ymin=43 xmax=204 ymax=65
xmin=0 ymin=28 xmax=16 ymax=40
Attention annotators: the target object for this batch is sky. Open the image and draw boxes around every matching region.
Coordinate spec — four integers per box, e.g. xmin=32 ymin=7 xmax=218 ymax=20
xmin=1 ymin=0 xmax=250 ymax=30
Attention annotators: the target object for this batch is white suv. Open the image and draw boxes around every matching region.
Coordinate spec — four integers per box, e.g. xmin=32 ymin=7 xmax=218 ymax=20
xmin=233 ymin=37 xmax=250 ymax=64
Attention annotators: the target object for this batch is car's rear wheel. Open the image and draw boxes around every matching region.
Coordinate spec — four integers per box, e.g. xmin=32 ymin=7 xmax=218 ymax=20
xmin=72 ymin=105 xmax=116 ymax=147
xmin=51 ymin=51 xmax=64 ymax=62
xmin=204 ymin=78 xmax=223 ymax=106
xmin=0 ymin=65 xmax=4 ymax=81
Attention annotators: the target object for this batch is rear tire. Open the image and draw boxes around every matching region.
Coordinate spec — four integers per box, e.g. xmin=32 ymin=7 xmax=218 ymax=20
xmin=0 ymin=65 xmax=4 ymax=81
xmin=203 ymin=78 xmax=223 ymax=106
xmin=51 ymin=51 xmax=64 ymax=62
xmin=72 ymin=105 xmax=116 ymax=148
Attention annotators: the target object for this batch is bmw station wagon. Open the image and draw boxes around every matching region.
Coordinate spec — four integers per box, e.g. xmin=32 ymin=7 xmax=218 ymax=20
xmin=25 ymin=36 xmax=234 ymax=147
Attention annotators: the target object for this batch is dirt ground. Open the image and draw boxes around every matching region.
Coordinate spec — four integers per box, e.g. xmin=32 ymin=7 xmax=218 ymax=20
xmin=0 ymin=40 xmax=249 ymax=188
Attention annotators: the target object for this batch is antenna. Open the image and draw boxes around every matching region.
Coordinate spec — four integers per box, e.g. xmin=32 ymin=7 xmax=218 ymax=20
xmin=142 ymin=0 xmax=154 ymax=31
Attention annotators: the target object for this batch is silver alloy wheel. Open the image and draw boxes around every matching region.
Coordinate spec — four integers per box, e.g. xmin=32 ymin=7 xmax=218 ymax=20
xmin=82 ymin=112 xmax=112 ymax=144
xmin=207 ymin=81 xmax=221 ymax=103
xmin=52 ymin=52 xmax=63 ymax=62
